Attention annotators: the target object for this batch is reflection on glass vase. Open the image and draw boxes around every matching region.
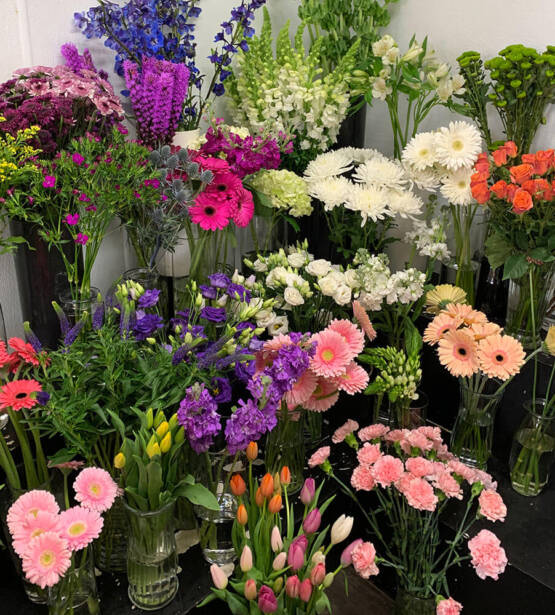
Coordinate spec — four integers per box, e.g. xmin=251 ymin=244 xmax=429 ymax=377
xmin=509 ymin=399 xmax=555 ymax=497
xmin=450 ymin=380 xmax=503 ymax=469
xmin=196 ymin=492 xmax=237 ymax=566
xmin=125 ymin=500 xmax=179 ymax=611
xmin=390 ymin=391 xmax=429 ymax=430
xmin=47 ymin=549 xmax=100 ymax=615
xmin=94 ymin=495 xmax=128 ymax=573
xmin=394 ymin=588 xmax=435 ymax=615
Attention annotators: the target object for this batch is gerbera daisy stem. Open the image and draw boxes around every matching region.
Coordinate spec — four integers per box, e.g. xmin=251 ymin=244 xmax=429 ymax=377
xmin=529 ymin=269 xmax=538 ymax=407
xmin=0 ymin=433 xmax=20 ymax=490
xmin=7 ymin=409 xmax=40 ymax=489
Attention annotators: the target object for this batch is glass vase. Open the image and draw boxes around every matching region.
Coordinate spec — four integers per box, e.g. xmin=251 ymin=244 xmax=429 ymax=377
xmin=391 ymin=391 xmax=429 ymax=430
xmin=59 ymin=286 xmax=100 ymax=325
xmin=125 ymin=500 xmax=179 ymax=611
xmin=450 ymin=380 xmax=504 ymax=469
xmin=394 ymin=588 xmax=435 ymax=615
xmin=265 ymin=408 xmax=305 ymax=494
xmin=506 ymin=264 xmax=554 ymax=349
xmin=94 ymin=495 xmax=128 ymax=573
xmin=509 ymin=399 xmax=555 ymax=497
xmin=47 ymin=549 xmax=99 ymax=615
xmin=305 ymin=411 xmax=324 ymax=448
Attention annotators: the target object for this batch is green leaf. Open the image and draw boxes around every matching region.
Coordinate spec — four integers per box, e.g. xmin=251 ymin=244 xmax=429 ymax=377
xmin=174 ymin=483 xmax=219 ymax=510
xmin=146 ymin=460 xmax=163 ymax=510
xmin=485 ymin=232 xmax=512 ymax=270
xmin=529 ymin=246 xmax=555 ymax=263
xmin=403 ymin=318 xmax=423 ymax=357
xmin=106 ymin=409 xmax=126 ymax=439
xmin=503 ymin=253 xmax=529 ymax=280
xmin=283 ymin=214 xmax=300 ymax=233
xmin=250 ymin=187 xmax=274 ymax=218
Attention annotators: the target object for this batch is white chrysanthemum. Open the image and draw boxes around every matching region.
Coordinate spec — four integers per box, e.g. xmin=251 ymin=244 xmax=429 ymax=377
xmin=345 ymin=184 xmax=390 ymax=226
xmin=405 ymin=166 xmax=442 ymax=192
xmin=387 ymin=190 xmax=424 ymax=218
xmin=434 ymin=121 xmax=482 ymax=171
xmin=304 ymin=150 xmax=353 ymax=182
xmin=440 ymin=169 xmax=474 ymax=206
xmin=402 ymin=132 xmax=438 ymax=171
xmin=342 ymin=148 xmax=386 ymax=164
xmin=353 ymin=158 xmax=408 ymax=191
xmin=307 ymin=176 xmax=351 ymax=211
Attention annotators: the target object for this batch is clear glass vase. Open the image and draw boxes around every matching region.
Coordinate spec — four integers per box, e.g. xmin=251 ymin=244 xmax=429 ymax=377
xmin=94 ymin=495 xmax=128 ymax=573
xmin=506 ymin=263 xmax=554 ymax=349
xmin=390 ymin=391 xmax=429 ymax=430
xmin=47 ymin=549 xmax=100 ymax=615
xmin=394 ymin=588 xmax=435 ymax=615
xmin=509 ymin=399 xmax=555 ymax=497
xmin=58 ymin=286 xmax=100 ymax=325
xmin=450 ymin=380 xmax=504 ymax=469
xmin=125 ymin=500 xmax=179 ymax=611
xmin=196 ymin=492 xmax=237 ymax=566
xmin=265 ymin=409 xmax=305 ymax=494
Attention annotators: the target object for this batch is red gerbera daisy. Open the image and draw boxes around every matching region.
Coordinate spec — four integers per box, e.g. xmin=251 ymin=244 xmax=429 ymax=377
xmin=0 ymin=340 xmax=20 ymax=372
xmin=9 ymin=337 xmax=40 ymax=366
xmin=0 ymin=379 xmax=42 ymax=411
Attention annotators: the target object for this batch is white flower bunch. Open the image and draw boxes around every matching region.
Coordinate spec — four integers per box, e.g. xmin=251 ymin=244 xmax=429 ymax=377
xmin=404 ymin=219 xmax=451 ymax=263
xmin=402 ymin=121 xmax=483 ymax=205
xmin=304 ymin=148 xmax=423 ymax=227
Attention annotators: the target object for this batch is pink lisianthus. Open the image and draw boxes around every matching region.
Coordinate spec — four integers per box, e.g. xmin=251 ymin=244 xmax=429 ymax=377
xmin=308 ymin=446 xmax=330 ymax=469
xmin=358 ymin=424 xmax=389 ymax=442
xmin=357 ymin=443 xmax=381 ymax=466
xmin=328 ymin=319 xmax=365 ymax=359
xmin=478 ymin=490 xmax=506 ymax=522
xmin=371 ymin=455 xmax=404 ymax=487
xmin=467 ymin=530 xmax=507 ymax=580
xmin=58 ymin=506 xmax=103 ymax=551
xmin=22 ymin=531 xmax=71 ymax=588
xmin=332 ymin=419 xmax=359 ymax=444
xmin=352 ymin=541 xmax=379 ymax=579
xmin=436 ymin=597 xmax=463 ymax=614
xmin=405 ymin=456 xmax=435 ymax=478
xmin=7 ymin=490 xmax=59 ymax=535
xmin=351 ymin=465 xmax=375 ymax=491
xmin=397 ymin=474 xmax=438 ymax=512
xmin=331 ymin=361 xmax=369 ymax=395
xmin=434 ymin=471 xmax=463 ymax=500
xmin=73 ymin=467 xmax=118 ymax=513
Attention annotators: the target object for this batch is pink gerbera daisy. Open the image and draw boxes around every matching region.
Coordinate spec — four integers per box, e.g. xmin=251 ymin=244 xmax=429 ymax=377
xmin=22 ymin=531 xmax=71 ymax=588
xmin=8 ymin=337 xmax=40 ymax=366
xmin=230 ymin=188 xmax=254 ymax=227
xmin=328 ymin=320 xmax=365 ymax=359
xmin=7 ymin=490 xmax=60 ymax=535
xmin=445 ymin=304 xmax=487 ymax=325
xmin=423 ymin=313 xmax=462 ymax=345
xmin=352 ymin=301 xmax=377 ymax=341
xmin=438 ymin=330 xmax=479 ymax=377
xmin=286 ymin=369 xmax=318 ymax=409
xmin=190 ymin=193 xmax=231 ymax=231
xmin=204 ymin=171 xmax=243 ymax=204
xmin=73 ymin=467 xmax=118 ymax=513
xmin=310 ymin=330 xmax=352 ymax=377
xmin=477 ymin=334 xmax=525 ymax=380
xmin=0 ymin=379 xmax=42 ymax=411
xmin=11 ymin=511 xmax=61 ymax=557
xmin=0 ymin=340 xmax=20 ymax=371
xmin=332 ymin=361 xmax=369 ymax=395
xmin=302 ymin=378 xmax=339 ymax=412
xmin=58 ymin=506 xmax=103 ymax=551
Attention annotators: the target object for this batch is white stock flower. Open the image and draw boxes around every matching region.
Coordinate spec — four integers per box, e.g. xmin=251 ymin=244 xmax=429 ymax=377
xmin=306 ymin=259 xmax=333 ymax=277
xmin=284 ymin=286 xmax=305 ymax=307
xmin=440 ymin=169 xmax=474 ymax=206
xmin=434 ymin=121 xmax=482 ymax=171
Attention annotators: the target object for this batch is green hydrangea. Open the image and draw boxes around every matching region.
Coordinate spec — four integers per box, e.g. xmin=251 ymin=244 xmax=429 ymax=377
xmin=250 ymin=169 xmax=313 ymax=217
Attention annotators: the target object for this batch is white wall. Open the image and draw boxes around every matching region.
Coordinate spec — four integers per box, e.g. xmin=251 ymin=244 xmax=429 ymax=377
xmin=0 ymin=0 xmax=553 ymax=335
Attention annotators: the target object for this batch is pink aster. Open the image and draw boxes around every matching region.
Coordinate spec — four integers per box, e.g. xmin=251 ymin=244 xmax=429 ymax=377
xmin=434 ymin=471 xmax=463 ymax=500
xmin=22 ymin=531 xmax=71 ymax=588
xmin=328 ymin=319 xmax=365 ymax=359
xmin=437 ymin=597 xmax=463 ymax=615
xmin=308 ymin=446 xmax=330 ymax=469
xmin=398 ymin=474 xmax=438 ymax=512
xmin=405 ymin=456 xmax=435 ymax=478
xmin=332 ymin=419 xmax=360 ymax=444
xmin=467 ymin=530 xmax=507 ymax=580
xmin=371 ymin=455 xmax=404 ymax=487
xmin=231 ymin=188 xmax=254 ymax=227
xmin=332 ymin=361 xmax=369 ymax=395
xmin=58 ymin=506 xmax=103 ymax=551
xmin=310 ymin=329 xmax=352 ymax=377
xmin=11 ymin=511 xmax=61 ymax=557
xmin=357 ymin=443 xmax=381 ymax=466
xmin=7 ymin=490 xmax=59 ymax=535
xmin=478 ymin=490 xmax=506 ymax=522
xmin=352 ymin=541 xmax=379 ymax=579
xmin=190 ymin=193 xmax=231 ymax=231
xmin=351 ymin=465 xmax=375 ymax=491
xmin=73 ymin=467 xmax=118 ymax=513
xmin=302 ymin=377 xmax=339 ymax=412
xmin=358 ymin=424 xmax=390 ymax=441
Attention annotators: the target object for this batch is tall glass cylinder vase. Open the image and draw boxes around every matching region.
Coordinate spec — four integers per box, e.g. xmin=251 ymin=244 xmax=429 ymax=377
xmin=125 ymin=500 xmax=179 ymax=611
xmin=450 ymin=380 xmax=504 ymax=469
xmin=509 ymin=399 xmax=555 ymax=497
xmin=394 ymin=588 xmax=435 ymax=615
xmin=94 ymin=495 xmax=128 ymax=573
xmin=390 ymin=391 xmax=429 ymax=430
xmin=506 ymin=264 xmax=555 ymax=349
xmin=449 ymin=204 xmax=481 ymax=306
xmin=59 ymin=286 xmax=100 ymax=326
xmin=47 ymin=549 xmax=99 ymax=615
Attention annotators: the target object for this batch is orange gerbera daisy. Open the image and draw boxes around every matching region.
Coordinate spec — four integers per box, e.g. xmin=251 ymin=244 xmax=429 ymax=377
xmin=423 ymin=313 xmax=462 ymax=345
xmin=477 ymin=334 xmax=525 ymax=380
xmin=445 ymin=304 xmax=487 ymax=326
xmin=469 ymin=322 xmax=502 ymax=341
xmin=438 ymin=330 xmax=479 ymax=377
xmin=0 ymin=379 xmax=42 ymax=411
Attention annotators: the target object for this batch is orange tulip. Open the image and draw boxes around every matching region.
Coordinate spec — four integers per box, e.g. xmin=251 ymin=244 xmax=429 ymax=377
xmin=230 ymin=474 xmax=246 ymax=497
xmin=280 ymin=466 xmax=291 ymax=486
xmin=237 ymin=504 xmax=248 ymax=526
xmin=255 ymin=487 xmax=265 ymax=507
xmin=246 ymin=441 xmax=258 ymax=462
xmin=260 ymin=473 xmax=274 ymax=499
xmin=268 ymin=494 xmax=283 ymax=514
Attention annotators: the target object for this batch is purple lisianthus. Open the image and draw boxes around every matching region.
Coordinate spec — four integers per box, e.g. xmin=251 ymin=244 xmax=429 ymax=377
xmin=227 ymin=283 xmax=250 ymax=302
xmin=199 ymin=284 xmax=218 ymax=300
xmin=133 ymin=312 xmax=163 ymax=340
xmin=138 ymin=289 xmax=160 ymax=308
xmin=225 ymin=398 xmax=268 ymax=455
xmin=200 ymin=306 xmax=226 ymax=323
xmin=211 ymin=376 xmax=232 ymax=404
xmin=235 ymin=358 xmax=255 ymax=383
xmin=208 ymin=273 xmax=231 ymax=288
xmin=177 ymin=383 xmax=221 ymax=454
xmin=236 ymin=321 xmax=255 ymax=333
xmin=36 ymin=391 xmax=51 ymax=406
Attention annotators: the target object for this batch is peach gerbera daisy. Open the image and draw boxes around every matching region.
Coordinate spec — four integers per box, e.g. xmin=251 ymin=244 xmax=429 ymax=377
xmin=438 ymin=329 xmax=480 ymax=377
xmin=445 ymin=303 xmax=487 ymax=325
xmin=477 ymin=334 xmax=525 ymax=380
xmin=352 ymin=300 xmax=377 ymax=341
xmin=22 ymin=531 xmax=71 ymax=588
xmin=328 ymin=319 xmax=365 ymax=359
xmin=423 ymin=313 xmax=462 ymax=345
xmin=303 ymin=378 xmax=339 ymax=412
xmin=332 ymin=361 xmax=369 ymax=395
xmin=469 ymin=322 xmax=502 ymax=341
xmin=286 ymin=369 xmax=318 ymax=409
xmin=310 ymin=329 xmax=351 ymax=377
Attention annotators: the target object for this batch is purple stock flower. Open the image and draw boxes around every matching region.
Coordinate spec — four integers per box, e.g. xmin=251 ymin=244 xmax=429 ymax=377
xmin=138 ymin=289 xmax=160 ymax=308
xmin=208 ymin=273 xmax=231 ymax=288
xmin=211 ymin=376 xmax=232 ymax=404
xmin=177 ymin=383 xmax=221 ymax=454
xmin=200 ymin=306 xmax=226 ymax=323
xmin=225 ymin=398 xmax=268 ymax=454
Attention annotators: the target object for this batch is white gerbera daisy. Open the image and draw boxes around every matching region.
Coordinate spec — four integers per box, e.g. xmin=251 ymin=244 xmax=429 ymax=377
xmin=387 ymin=190 xmax=424 ymax=218
xmin=304 ymin=150 xmax=353 ymax=182
xmin=353 ymin=158 xmax=408 ymax=191
xmin=345 ymin=184 xmax=390 ymax=226
xmin=440 ymin=168 xmax=474 ymax=205
xmin=307 ymin=176 xmax=351 ymax=211
xmin=402 ymin=132 xmax=438 ymax=171
xmin=434 ymin=121 xmax=482 ymax=171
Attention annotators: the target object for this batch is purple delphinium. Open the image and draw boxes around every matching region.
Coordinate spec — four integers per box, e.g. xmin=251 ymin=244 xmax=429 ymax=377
xmin=225 ymin=398 xmax=268 ymax=454
xmin=92 ymin=301 xmax=104 ymax=331
xmin=138 ymin=289 xmax=160 ymax=308
xmin=64 ymin=320 xmax=85 ymax=347
xmin=177 ymin=383 xmax=221 ymax=454
xmin=200 ymin=306 xmax=226 ymax=323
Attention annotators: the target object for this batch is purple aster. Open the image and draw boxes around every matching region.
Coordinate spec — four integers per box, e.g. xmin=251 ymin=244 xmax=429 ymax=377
xmin=199 ymin=284 xmax=218 ymax=300
xmin=225 ymin=399 xmax=268 ymax=455
xmin=208 ymin=273 xmax=231 ymax=288
xmin=211 ymin=377 xmax=232 ymax=404
xmin=177 ymin=383 xmax=221 ymax=454
xmin=138 ymin=289 xmax=160 ymax=308
xmin=133 ymin=312 xmax=163 ymax=340
xmin=200 ymin=306 xmax=227 ymax=323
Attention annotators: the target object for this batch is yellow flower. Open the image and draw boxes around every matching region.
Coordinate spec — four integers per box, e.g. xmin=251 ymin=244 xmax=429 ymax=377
xmin=160 ymin=432 xmax=172 ymax=453
xmin=545 ymin=326 xmax=555 ymax=356
xmin=114 ymin=452 xmax=126 ymax=469
xmin=156 ymin=421 xmax=169 ymax=439
xmin=146 ymin=440 xmax=161 ymax=459
xmin=425 ymin=284 xmax=467 ymax=314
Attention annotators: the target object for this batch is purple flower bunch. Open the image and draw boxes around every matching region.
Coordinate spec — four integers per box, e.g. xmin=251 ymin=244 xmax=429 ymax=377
xmin=61 ymin=42 xmax=108 ymax=80
xmin=124 ymin=57 xmax=190 ymax=147
xmin=177 ymin=383 xmax=222 ymax=454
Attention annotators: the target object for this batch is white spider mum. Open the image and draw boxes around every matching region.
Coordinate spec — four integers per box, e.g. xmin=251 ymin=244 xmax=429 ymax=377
xmin=345 ymin=184 xmax=390 ymax=226
xmin=342 ymin=147 xmax=386 ymax=164
xmin=387 ymin=190 xmax=424 ymax=218
xmin=440 ymin=168 xmax=474 ymax=205
xmin=304 ymin=150 xmax=353 ymax=182
xmin=402 ymin=132 xmax=438 ymax=171
xmin=353 ymin=158 xmax=409 ymax=191
xmin=405 ymin=166 xmax=442 ymax=192
xmin=307 ymin=176 xmax=351 ymax=211
xmin=434 ymin=121 xmax=482 ymax=171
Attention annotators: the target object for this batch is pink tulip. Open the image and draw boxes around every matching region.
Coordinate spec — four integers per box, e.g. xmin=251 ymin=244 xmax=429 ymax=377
xmin=240 ymin=545 xmax=253 ymax=572
xmin=287 ymin=542 xmax=305 ymax=571
xmin=271 ymin=526 xmax=283 ymax=553
xmin=292 ymin=534 xmax=308 ymax=552
xmin=210 ymin=563 xmax=228 ymax=590
xmin=285 ymin=575 xmax=300 ymax=599
xmin=299 ymin=578 xmax=312 ymax=602
xmin=310 ymin=562 xmax=326 ymax=586
xmin=300 ymin=478 xmax=316 ymax=505
xmin=272 ymin=551 xmax=287 ymax=571
xmin=302 ymin=508 xmax=322 ymax=534
xmin=340 ymin=538 xmax=364 ymax=567
xmin=244 ymin=578 xmax=257 ymax=600
xmin=258 ymin=585 xmax=278 ymax=613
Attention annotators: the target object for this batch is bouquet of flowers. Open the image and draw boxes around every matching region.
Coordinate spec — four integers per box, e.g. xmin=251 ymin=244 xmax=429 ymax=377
xmin=310 ymin=423 xmax=509 ymax=613
xmin=471 ymin=142 xmax=555 ymax=345
xmin=203 ymin=455 xmax=358 ymax=615
xmin=304 ymin=148 xmax=423 ymax=258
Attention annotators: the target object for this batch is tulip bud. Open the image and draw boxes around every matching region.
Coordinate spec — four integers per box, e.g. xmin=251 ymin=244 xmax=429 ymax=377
xmin=323 ymin=572 xmax=335 ymax=588
xmin=330 ymin=515 xmax=354 ymax=545
xmin=174 ymin=426 xmax=185 ymax=444
xmin=230 ymin=474 xmax=246 ymax=496
xmin=168 ymin=413 xmax=178 ymax=429
xmin=160 ymin=431 xmax=172 ymax=453
xmin=237 ymin=504 xmax=248 ymax=526
xmin=341 ymin=539 xmax=363 ymax=567
xmin=280 ymin=466 xmax=291 ymax=486
xmin=311 ymin=550 xmax=325 ymax=566
xmin=300 ymin=478 xmax=316 ymax=506
xmin=210 ymin=563 xmax=228 ymax=590
xmin=303 ymin=508 xmax=321 ymax=535
xmin=145 ymin=407 xmax=154 ymax=429
xmin=299 ymin=578 xmax=312 ymax=602
xmin=153 ymin=409 xmax=165 ymax=428
xmin=247 ymin=441 xmax=258 ymax=465
xmin=272 ymin=551 xmax=287 ymax=571
xmin=292 ymin=534 xmax=308 ymax=553
xmin=270 ymin=526 xmax=283 ymax=552
xmin=240 ymin=545 xmax=253 ymax=572
xmin=273 ymin=577 xmax=284 ymax=594
xmin=244 ymin=578 xmax=257 ymax=600
xmin=287 ymin=542 xmax=305 ymax=571
xmin=268 ymin=494 xmax=282 ymax=514
xmin=255 ymin=487 xmax=264 ymax=507
xmin=113 ymin=452 xmax=126 ymax=469
xmin=146 ymin=440 xmax=161 ymax=458
xmin=285 ymin=575 xmax=300 ymax=599
xmin=310 ymin=563 xmax=326 ymax=586
xmin=273 ymin=472 xmax=281 ymax=492
xmin=260 ymin=473 xmax=274 ymax=499
xmin=258 ymin=585 xmax=278 ymax=614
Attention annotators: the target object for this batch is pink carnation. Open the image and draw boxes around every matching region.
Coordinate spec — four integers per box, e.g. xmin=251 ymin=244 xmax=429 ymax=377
xmin=405 ymin=456 xmax=435 ymax=478
xmin=467 ymin=530 xmax=507 ymax=580
xmin=351 ymin=465 xmax=375 ymax=491
xmin=357 ymin=443 xmax=381 ymax=466
xmin=384 ymin=429 xmax=408 ymax=443
xmin=398 ymin=474 xmax=438 ymax=512
xmin=471 ymin=469 xmax=497 ymax=491
xmin=328 ymin=319 xmax=365 ymax=360
xmin=402 ymin=430 xmax=434 ymax=453
xmin=308 ymin=446 xmax=330 ymax=469
xmin=478 ymin=490 xmax=506 ymax=522
xmin=434 ymin=471 xmax=463 ymax=500
xmin=371 ymin=455 xmax=404 ymax=487
xmin=358 ymin=424 xmax=389 ymax=441
xmin=437 ymin=597 xmax=463 ymax=615
xmin=447 ymin=460 xmax=476 ymax=483
xmin=73 ymin=467 xmax=118 ymax=513
xmin=352 ymin=541 xmax=379 ymax=579
xmin=332 ymin=419 xmax=360 ymax=444
xmin=417 ymin=425 xmax=443 ymax=444
xmin=332 ymin=361 xmax=369 ymax=395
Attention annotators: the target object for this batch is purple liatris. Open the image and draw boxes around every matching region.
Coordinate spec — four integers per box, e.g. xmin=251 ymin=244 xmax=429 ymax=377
xmin=178 ymin=383 xmax=221 ymax=454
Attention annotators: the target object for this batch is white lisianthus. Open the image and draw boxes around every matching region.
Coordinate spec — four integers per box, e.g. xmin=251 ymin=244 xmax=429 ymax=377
xmin=231 ymin=269 xmax=245 ymax=284
xmin=284 ymin=286 xmax=305 ymax=307
xmin=333 ymin=284 xmax=352 ymax=306
xmin=344 ymin=268 xmax=360 ymax=289
xmin=216 ymin=294 xmax=228 ymax=307
xmin=256 ymin=309 xmax=276 ymax=328
xmin=306 ymin=259 xmax=333 ymax=277
xmin=269 ymin=315 xmax=289 ymax=336
xmin=318 ymin=273 xmax=339 ymax=297
xmin=287 ymin=252 xmax=308 ymax=268
xmin=253 ymin=259 xmax=268 ymax=273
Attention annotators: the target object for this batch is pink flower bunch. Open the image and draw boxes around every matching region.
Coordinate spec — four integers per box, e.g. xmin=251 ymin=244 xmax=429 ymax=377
xmin=436 ymin=597 xmax=463 ymax=615
xmin=6 ymin=468 xmax=117 ymax=588
xmin=467 ymin=530 xmax=508 ymax=580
